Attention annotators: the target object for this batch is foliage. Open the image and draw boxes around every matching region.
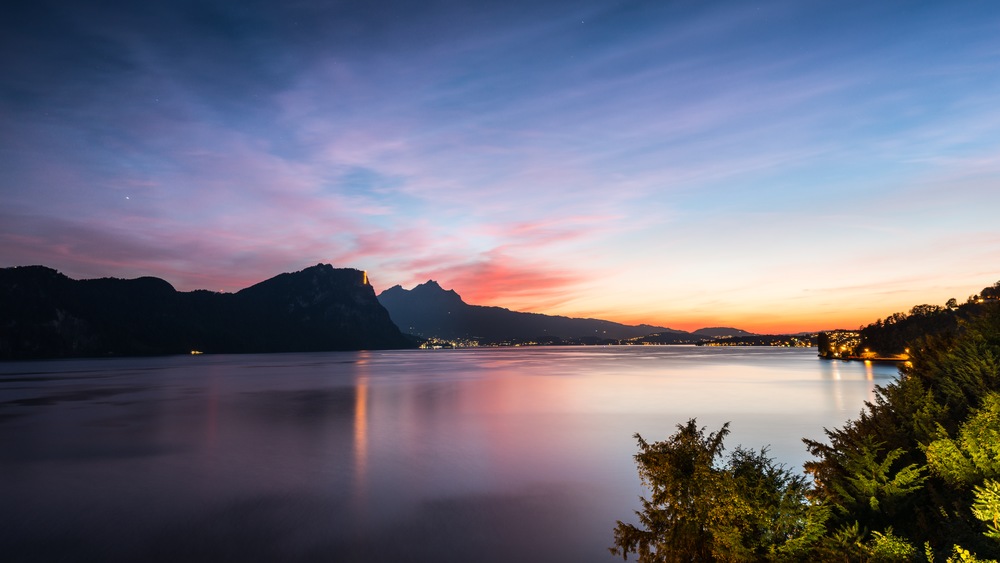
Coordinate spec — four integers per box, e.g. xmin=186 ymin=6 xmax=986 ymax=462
xmin=944 ymin=546 xmax=998 ymax=563
xmin=926 ymin=394 xmax=1000 ymax=487
xmin=712 ymin=446 xmax=827 ymax=562
xmin=971 ymin=481 xmax=1000 ymax=540
xmin=610 ymin=419 xmax=727 ymax=562
xmin=926 ymin=394 xmax=1000 ymax=542
xmin=615 ymin=299 xmax=1000 ymax=562
xmin=984 ymin=283 xmax=1000 ymax=301
xmin=853 ymin=281 xmax=1000 ymax=358
xmin=866 ymin=528 xmax=918 ymax=562
xmin=828 ymin=437 xmax=926 ymax=514
xmin=806 ymin=302 xmax=1000 ymax=558
xmin=926 ymin=543 xmax=1000 ymax=563
xmin=610 ymin=420 xmax=826 ymax=562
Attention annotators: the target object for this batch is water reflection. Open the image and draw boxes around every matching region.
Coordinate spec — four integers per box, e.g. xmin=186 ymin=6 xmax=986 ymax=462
xmin=816 ymin=356 xmax=897 ymax=419
xmin=0 ymin=347 xmax=898 ymax=562
xmin=353 ymin=376 xmax=368 ymax=489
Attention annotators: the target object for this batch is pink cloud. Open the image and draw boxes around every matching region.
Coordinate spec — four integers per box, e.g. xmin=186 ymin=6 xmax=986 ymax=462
xmin=412 ymin=249 xmax=586 ymax=312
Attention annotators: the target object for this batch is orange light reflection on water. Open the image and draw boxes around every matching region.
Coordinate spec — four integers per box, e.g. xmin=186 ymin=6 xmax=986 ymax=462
xmin=353 ymin=351 xmax=371 ymax=508
xmin=354 ymin=379 xmax=368 ymax=478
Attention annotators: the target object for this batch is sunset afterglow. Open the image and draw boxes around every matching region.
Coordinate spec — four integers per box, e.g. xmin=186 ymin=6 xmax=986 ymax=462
xmin=2 ymin=1 xmax=999 ymax=333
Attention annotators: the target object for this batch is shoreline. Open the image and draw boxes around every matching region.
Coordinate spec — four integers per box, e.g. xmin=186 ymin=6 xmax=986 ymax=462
xmin=818 ymin=354 xmax=908 ymax=363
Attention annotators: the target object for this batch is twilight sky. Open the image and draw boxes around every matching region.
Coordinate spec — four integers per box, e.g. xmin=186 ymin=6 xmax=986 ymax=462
xmin=2 ymin=0 xmax=999 ymax=333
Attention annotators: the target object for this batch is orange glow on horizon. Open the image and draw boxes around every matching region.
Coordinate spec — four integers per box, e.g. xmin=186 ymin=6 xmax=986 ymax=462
xmin=479 ymin=286 xmax=977 ymax=334
xmin=498 ymin=307 xmax=909 ymax=335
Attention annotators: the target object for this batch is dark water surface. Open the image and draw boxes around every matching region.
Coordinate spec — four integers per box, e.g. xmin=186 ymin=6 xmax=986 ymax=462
xmin=0 ymin=346 xmax=896 ymax=562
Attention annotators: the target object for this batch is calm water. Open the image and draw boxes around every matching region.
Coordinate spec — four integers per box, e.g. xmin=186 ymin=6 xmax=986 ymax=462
xmin=0 ymin=346 xmax=896 ymax=562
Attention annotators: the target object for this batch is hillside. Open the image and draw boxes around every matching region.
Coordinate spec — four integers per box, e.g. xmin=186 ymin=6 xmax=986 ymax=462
xmin=377 ymin=280 xmax=693 ymax=343
xmin=818 ymin=280 xmax=1000 ymax=359
xmin=691 ymin=327 xmax=755 ymax=338
xmin=0 ymin=264 xmax=413 ymax=359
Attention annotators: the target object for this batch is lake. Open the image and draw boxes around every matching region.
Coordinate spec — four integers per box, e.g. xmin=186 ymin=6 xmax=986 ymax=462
xmin=0 ymin=346 xmax=897 ymax=562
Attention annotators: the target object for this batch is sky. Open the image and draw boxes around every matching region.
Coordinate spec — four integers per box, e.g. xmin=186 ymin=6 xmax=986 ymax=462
xmin=2 ymin=0 xmax=999 ymax=334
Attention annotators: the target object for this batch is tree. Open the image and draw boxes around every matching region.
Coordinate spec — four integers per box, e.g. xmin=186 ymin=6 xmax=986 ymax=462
xmin=711 ymin=446 xmax=827 ymax=562
xmin=611 ymin=420 xmax=728 ymax=562
xmin=806 ymin=303 xmax=1000 ymax=559
xmin=611 ymin=420 xmax=826 ymax=562
xmin=827 ymin=437 xmax=926 ymax=516
xmin=983 ymin=283 xmax=1000 ymax=301
xmin=972 ymin=481 xmax=1000 ymax=541
xmin=614 ymin=302 xmax=1000 ymax=561
xmin=926 ymin=393 xmax=1000 ymax=487
xmin=913 ymin=304 xmax=946 ymax=317
xmin=927 ymin=393 xmax=1000 ymax=543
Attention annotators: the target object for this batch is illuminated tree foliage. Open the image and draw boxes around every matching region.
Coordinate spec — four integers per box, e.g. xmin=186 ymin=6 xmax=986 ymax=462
xmin=614 ymin=300 xmax=1000 ymax=562
xmin=972 ymin=481 xmax=1000 ymax=542
xmin=802 ymin=303 xmax=1000 ymax=560
xmin=926 ymin=394 xmax=1000 ymax=487
xmin=610 ymin=420 xmax=826 ymax=562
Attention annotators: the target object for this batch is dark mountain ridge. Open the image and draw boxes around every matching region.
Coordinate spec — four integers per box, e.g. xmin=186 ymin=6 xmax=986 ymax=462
xmin=691 ymin=327 xmax=755 ymax=338
xmin=377 ymin=280 xmax=692 ymax=343
xmin=0 ymin=264 xmax=413 ymax=359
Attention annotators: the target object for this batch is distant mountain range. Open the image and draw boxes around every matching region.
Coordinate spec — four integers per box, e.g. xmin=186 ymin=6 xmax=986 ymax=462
xmin=377 ymin=280 xmax=714 ymax=344
xmin=0 ymin=264 xmax=412 ymax=359
xmin=0 ymin=263 xmax=765 ymax=359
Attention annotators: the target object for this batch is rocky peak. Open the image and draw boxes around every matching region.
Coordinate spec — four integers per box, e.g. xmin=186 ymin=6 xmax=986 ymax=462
xmin=409 ymin=280 xmax=465 ymax=304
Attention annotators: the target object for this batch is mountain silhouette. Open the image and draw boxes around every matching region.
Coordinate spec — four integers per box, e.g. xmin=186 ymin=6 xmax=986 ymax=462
xmin=0 ymin=264 xmax=413 ymax=359
xmin=691 ymin=327 xmax=756 ymax=338
xmin=378 ymin=280 xmax=693 ymax=343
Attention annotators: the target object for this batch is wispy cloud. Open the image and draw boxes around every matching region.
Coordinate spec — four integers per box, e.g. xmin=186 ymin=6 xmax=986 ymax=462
xmin=3 ymin=0 xmax=1000 ymax=331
